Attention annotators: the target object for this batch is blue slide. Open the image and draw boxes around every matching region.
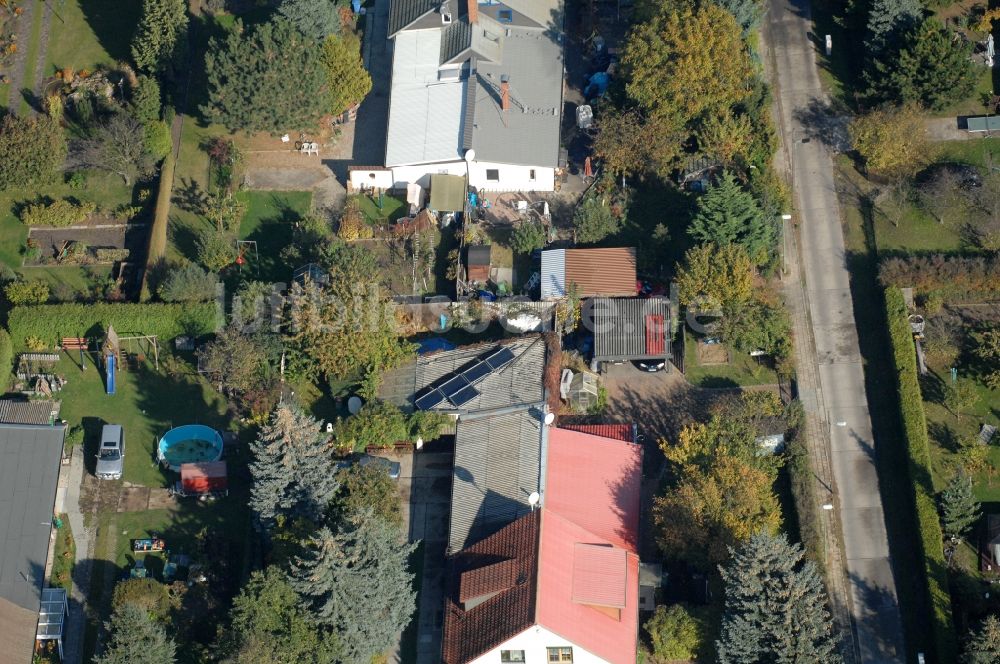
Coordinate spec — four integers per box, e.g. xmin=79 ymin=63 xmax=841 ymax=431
xmin=106 ymin=354 xmax=116 ymax=395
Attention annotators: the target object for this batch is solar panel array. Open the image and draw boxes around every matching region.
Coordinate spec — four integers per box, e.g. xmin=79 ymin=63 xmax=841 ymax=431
xmin=414 ymin=346 xmax=517 ymax=410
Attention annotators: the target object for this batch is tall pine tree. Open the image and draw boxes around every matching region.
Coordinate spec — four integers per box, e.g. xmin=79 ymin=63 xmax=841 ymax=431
xmin=688 ymin=171 xmax=777 ymax=264
xmin=279 ymin=0 xmax=348 ymax=39
xmin=716 ymin=532 xmax=841 ymax=663
xmin=249 ymin=403 xmax=340 ymax=524
xmin=289 ymin=512 xmax=418 ymax=662
xmin=864 ymin=0 xmax=921 ymax=53
xmin=96 ymin=603 xmax=176 ymax=664
xmin=940 ymin=470 xmax=981 ymax=541
xmin=965 ymin=615 xmax=1000 ymax=664
xmin=202 ymin=20 xmax=330 ymax=133
xmin=131 ymin=0 xmax=188 ymax=73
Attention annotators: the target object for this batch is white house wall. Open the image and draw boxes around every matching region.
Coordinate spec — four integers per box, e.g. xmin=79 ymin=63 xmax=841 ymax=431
xmin=390 ymin=162 xmax=555 ymax=193
xmin=467 ymin=625 xmax=607 ymax=664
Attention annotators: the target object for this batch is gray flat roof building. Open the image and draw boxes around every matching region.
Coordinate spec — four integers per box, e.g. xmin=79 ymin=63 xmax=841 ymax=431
xmin=587 ymin=297 xmax=673 ymax=366
xmin=0 ymin=423 xmax=66 ymax=664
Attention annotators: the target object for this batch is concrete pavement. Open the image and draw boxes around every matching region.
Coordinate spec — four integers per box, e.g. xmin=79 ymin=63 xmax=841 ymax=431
xmin=764 ymin=0 xmax=905 ymax=661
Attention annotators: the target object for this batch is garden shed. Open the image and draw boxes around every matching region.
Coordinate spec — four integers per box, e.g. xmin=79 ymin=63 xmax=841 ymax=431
xmin=466 ymin=245 xmax=491 ymax=283
xmin=179 ymin=461 xmax=228 ymax=495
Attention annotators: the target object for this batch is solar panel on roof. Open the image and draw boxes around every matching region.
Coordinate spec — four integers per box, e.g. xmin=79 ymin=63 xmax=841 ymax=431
xmin=440 ymin=374 xmax=470 ymax=398
xmin=484 ymin=347 xmax=515 ymax=370
xmin=449 ymin=385 xmax=480 ymax=406
xmin=461 ymin=361 xmax=491 ymax=383
xmin=415 ymin=391 xmax=445 ymax=410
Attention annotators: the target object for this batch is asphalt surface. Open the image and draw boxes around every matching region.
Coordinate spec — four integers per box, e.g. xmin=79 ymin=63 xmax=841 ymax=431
xmin=765 ymin=0 xmax=906 ymax=660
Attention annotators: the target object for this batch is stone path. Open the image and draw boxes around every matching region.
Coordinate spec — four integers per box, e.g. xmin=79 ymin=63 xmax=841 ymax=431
xmin=62 ymin=446 xmax=92 ymax=664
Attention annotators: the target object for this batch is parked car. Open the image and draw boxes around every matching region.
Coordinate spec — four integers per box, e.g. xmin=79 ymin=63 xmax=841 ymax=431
xmin=632 ymin=359 xmax=666 ymax=373
xmin=337 ymin=453 xmax=401 ymax=480
xmin=96 ymin=424 xmax=124 ymax=480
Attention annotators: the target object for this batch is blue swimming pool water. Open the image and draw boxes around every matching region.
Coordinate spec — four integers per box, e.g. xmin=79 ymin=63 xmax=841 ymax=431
xmin=157 ymin=424 xmax=223 ymax=471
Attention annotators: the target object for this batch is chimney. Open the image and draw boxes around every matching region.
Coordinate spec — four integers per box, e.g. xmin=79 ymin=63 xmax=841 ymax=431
xmin=500 ymin=75 xmax=510 ymax=113
xmin=467 ymin=0 xmax=478 ymax=23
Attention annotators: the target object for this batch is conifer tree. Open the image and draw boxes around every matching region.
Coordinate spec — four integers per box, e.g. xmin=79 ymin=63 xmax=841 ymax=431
xmin=940 ymin=470 xmax=981 ymax=541
xmin=96 ymin=603 xmax=176 ymax=664
xmin=688 ymin=172 xmax=776 ymax=264
xmin=289 ymin=513 xmax=417 ymax=662
xmin=965 ymin=615 xmax=1000 ymax=664
xmin=864 ymin=0 xmax=921 ymax=53
xmin=131 ymin=0 xmax=188 ymax=73
xmin=717 ymin=532 xmax=840 ymax=663
xmin=249 ymin=403 xmax=339 ymax=524
xmin=279 ymin=0 xmax=347 ymax=40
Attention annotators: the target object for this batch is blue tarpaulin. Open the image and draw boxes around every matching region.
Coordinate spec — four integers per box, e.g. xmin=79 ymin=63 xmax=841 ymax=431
xmin=418 ymin=337 xmax=456 ymax=355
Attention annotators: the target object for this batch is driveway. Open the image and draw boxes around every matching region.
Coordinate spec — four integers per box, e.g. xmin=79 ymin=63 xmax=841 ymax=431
xmin=395 ymin=445 xmax=452 ymax=664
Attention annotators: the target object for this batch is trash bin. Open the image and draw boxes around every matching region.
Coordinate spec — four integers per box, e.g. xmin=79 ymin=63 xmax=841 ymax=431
xmin=53 ymin=516 xmax=63 ymax=529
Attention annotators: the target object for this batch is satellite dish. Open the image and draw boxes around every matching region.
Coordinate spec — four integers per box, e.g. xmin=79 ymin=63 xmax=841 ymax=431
xmin=464 ymin=148 xmax=476 ymax=162
xmin=543 ymin=412 xmax=555 ymax=426
xmin=347 ymin=396 xmax=363 ymax=415
xmin=528 ymin=491 xmax=540 ymax=506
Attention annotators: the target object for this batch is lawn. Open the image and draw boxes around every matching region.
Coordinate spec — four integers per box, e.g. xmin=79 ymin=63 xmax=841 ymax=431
xmin=682 ymin=333 xmax=779 ymax=388
xmin=236 ymin=190 xmax=312 ymax=283
xmin=19 ymin=0 xmax=45 ymax=116
xmin=355 ymin=192 xmax=407 ymax=225
xmin=50 ymin=0 xmax=140 ymax=72
xmin=55 ymin=352 xmax=229 ymax=488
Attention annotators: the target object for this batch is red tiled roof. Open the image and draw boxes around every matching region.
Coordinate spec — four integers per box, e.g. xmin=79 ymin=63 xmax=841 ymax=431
xmin=441 ymin=511 xmax=540 ymax=664
xmin=459 ymin=558 xmax=518 ymax=602
xmin=545 ymin=428 xmax=642 ymax=552
xmin=559 ymin=423 xmax=634 ymax=443
xmin=572 ymin=544 xmax=628 ymax=608
xmin=537 ymin=510 xmax=640 ymax=664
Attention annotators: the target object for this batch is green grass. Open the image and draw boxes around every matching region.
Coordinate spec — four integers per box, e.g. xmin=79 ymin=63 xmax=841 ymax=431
xmin=49 ymin=514 xmax=76 ymax=591
xmin=235 ymin=190 xmax=312 ymax=283
xmin=48 ymin=0 xmax=139 ymax=72
xmin=18 ymin=0 xmax=45 ymax=116
xmin=682 ymin=333 xmax=779 ymax=388
xmin=355 ymin=192 xmax=407 ymax=225
xmin=56 ymin=353 xmax=228 ymax=488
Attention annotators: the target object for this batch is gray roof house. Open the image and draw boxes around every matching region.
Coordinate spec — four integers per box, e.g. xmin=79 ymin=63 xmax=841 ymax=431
xmin=0 ymin=423 xmax=66 ymax=664
xmin=384 ymin=0 xmax=565 ymax=192
xmin=380 ymin=335 xmax=549 ymax=552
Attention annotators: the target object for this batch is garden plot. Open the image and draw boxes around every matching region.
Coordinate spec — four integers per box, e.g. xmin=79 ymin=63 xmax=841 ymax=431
xmin=24 ymin=223 xmax=145 ymax=266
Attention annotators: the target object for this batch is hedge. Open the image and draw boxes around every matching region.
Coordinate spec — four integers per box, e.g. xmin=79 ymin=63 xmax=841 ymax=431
xmin=879 ymin=254 xmax=1000 ymax=301
xmin=0 ymin=328 xmax=11 ymax=384
xmin=885 ymin=286 xmax=957 ymax=663
xmin=8 ymin=302 xmax=220 ymax=349
xmin=146 ymin=149 xmax=174 ymax=267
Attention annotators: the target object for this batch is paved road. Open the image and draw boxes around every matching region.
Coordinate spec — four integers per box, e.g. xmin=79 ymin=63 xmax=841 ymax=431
xmin=764 ymin=0 xmax=905 ymax=661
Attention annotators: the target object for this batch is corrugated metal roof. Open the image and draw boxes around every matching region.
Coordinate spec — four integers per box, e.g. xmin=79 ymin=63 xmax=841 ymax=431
xmin=0 ymin=423 xmax=65 ymax=664
xmin=439 ymin=19 xmax=472 ymax=63
xmin=449 ymin=409 xmax=543 ymax=552
xmin=388 ymin=0 xmax=439 ymax=35
xmin=540 ymin=249 xmax=565 ymax=300
xmin=385 ymin=30 xmax=467 ymax=167
xmin=564 ymin=248 xmax=637 ymax=298
xmin=572 ymin=543 xmax=628 ymax=608
xmin=467 ymin=244 xmax=491 ymax=266
xmin=0 ymin=400 xmax=59 ymax=425
xmin=589 ymin=297 xmax=671 ymax=362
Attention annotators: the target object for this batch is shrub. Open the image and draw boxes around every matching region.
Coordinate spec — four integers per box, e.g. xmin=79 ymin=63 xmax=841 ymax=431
xmin=95 ymin=248 xmax=131 ymax=263
xmin=5 ymin=280 xmax=49 ymax=305
xmin=337 ymin=200 xmax=371 ymax=240
xmin=510 ymin=219 xmax=546 ymax=254
xmin=0 ymin=328 xmax=11 ymax=383
xmin=884 ymin=286 xmax=956 ymax=662
xmin=112 ymin=578 xmax=173 ymax=619
xmin=66 ymin=171 xmax=87 ymax=189
xmin=196 ymin=229 xmax=237 ymax=272
xmin=143 ymin=120 xmax=172 ymax=160
xmin=0 ymin=115 xmax=67 ymax=190
xmin=20 ymin=199 xmax=97 ymax=227
xmin=8 ymin=302 xmax=220 ymax=348
xmin=879 ymin=254 xmax=1000 ymax=301
xmin=158 ymin=263 xmax=218 ymax=302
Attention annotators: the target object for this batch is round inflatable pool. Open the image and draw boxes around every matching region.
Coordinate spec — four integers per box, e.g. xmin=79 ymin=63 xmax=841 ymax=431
xmin=157 ymin=424 xmax=223 ymax=471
